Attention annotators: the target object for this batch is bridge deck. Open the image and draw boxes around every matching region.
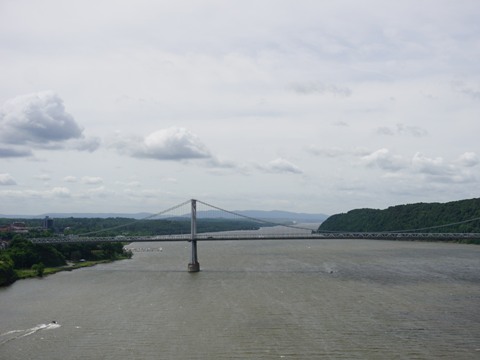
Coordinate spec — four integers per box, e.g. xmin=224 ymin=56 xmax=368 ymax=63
xmin=30 ymin=232 xmax=480 ymax=244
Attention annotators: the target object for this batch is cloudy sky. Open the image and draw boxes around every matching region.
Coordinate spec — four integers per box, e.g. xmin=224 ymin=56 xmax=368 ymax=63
xmin=1 ymin=0 xmax=479 ymax=216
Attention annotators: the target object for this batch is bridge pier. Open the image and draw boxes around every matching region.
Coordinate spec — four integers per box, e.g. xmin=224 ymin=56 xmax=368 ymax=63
xmin=188 ymin=199 xmax=200 ymax=273
xmin=188 ymin=240 xmax=200 ymax=272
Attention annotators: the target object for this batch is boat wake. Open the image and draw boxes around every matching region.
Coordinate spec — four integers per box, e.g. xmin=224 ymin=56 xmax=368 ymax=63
xmin=0 ymin=322 xmax=61 ymax=345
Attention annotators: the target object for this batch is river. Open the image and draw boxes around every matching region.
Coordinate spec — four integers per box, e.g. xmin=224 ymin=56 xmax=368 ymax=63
xmin=1 ymin=239 xmax=479 ymax=359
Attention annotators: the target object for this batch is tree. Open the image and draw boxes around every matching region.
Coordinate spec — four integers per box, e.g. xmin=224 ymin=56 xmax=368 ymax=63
xmin=0 ymin=256 xmax=17 ymax=286
xmin=32 ymin=262 xmax=45 ymax=277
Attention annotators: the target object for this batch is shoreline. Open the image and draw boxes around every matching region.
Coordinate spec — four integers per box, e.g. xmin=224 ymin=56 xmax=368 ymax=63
xmin=14 ymin=257 xmax=129 ymax=281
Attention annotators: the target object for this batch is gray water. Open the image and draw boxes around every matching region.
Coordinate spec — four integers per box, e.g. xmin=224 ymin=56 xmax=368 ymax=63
xmin=1 ymin=239 xmax=479 ymax=359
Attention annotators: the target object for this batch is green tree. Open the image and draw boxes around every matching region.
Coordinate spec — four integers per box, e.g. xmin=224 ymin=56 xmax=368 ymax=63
xmin=32 ymin=262 xmax=45 ymax=277
xmin=0 ymin=255 xmax=17 ymax=286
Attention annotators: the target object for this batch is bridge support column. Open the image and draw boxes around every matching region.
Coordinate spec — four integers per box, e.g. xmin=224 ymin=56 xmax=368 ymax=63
xmin=188 ymin=199 xmax=200 ymax=272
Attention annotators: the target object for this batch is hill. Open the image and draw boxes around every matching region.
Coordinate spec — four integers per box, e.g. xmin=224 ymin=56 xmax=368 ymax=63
xmin=318 ymin=198 xmax=480 ymax=232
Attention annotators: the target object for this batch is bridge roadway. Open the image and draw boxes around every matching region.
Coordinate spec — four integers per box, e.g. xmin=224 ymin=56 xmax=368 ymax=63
xmin=31 ymin=232 xmax=480 ymax=244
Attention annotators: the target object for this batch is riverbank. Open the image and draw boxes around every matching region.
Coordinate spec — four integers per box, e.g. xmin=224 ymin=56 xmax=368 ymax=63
xmin=0 ymin=239 xmax=133 ymax=286
xmin=14 ymin=258 xmax=130 ymax=281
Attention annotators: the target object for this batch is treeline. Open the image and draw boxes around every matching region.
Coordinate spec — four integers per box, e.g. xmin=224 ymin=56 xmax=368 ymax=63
xmin=319 ymin=198 xmax=480 ymax=233
xmin=0 ymin=217 xmax=262 ymax=238
xmin=0 ymin=236 xmax=130 ymax=286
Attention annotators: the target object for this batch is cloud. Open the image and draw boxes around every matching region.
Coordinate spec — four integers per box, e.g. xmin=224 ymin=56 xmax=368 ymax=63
xmin=0 ymin=173 xmax=17 ymax=185
xmin=0 ymin=91 xmax=100 ymax=156
xmin=113 ymin=127 xmax=211 ymax=161
xmin=0 ymin=187 xmax=71 ymax=199
xmin=307 ymin=146 xmax=347 ymax=158
xmin=333 ymin=121 xmax=349 ymax=127
xmin=263 ymin=158 xmax=303 ymax=174
xmin=411 ymin=152 xmax=478 ymax=184
xmin=63 ymin=176 xmax=77 ymax=183
xmin=67 ymin=137 xmax=101 ymax=152
xmin=206 ymin=157 xmax=238 ymax=169
xmin=376 ymin=127 xmax=395 ymax=136
xmin=457 ymin=152 xmax=478 ymax=167
xmin=34 ymin=174 xmax=51 ymax=181
xmin=81 ymin=176 xmax=104 ymax=185
xmin=411 ymin=152 xmax=451 ymax=176
xmin=48 ymin=187 xmax=71 ymax=198
xmin=0 ymin=147 xmax=33 ymax=158
xmin=361 ymin=148 xmax=406 ymax=171
xmin=82 ymin=186 xmax=112 ymax=198
xmin=377 ymin=123 xmax=428 ymax=137
xmin=115 ymin=180 xmax=142 ymax=187
xmin=451 ymin=80 xmax=480 ymax=100
xmin=359 ymin=149 xmax=479 ymax=186
xmin=289 ymin=82 xmax=352 ymax=97
xmin=0 ymin=91 xmax=83 ymax=144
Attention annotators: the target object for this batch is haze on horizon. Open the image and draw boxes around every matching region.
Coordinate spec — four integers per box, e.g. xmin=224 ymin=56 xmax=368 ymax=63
xmin=1 ymin=0 xmax=479 ymax=216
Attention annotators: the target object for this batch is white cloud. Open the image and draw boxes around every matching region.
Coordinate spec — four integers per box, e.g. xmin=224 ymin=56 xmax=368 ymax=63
xmin=332 ymin=121 xmax=349 ymax=127
xmin=289 ymin=82 xmax=352 ymax=97
xmin=307 ymin=146 xmax=347 ymax=158
xmin=83 ymin=186 xmax=112 ymax=198
xmin=115 ymin=180 xmax=142 ymax=187
xmin=0 ymin=187 xmax=71 ymax=199
xmin=457 ymin=152 xmax=478 ymax=167
xmin=263 ymin=158 xmax=303 ymax=174
xmin=411 ymin=152 xmax=451 ymax=176
xmin=63 ymin=176 xmax=77 ymax=183
xmin=376 ymin=127 xmax=395 ymax=136
xmin=34 ymin=174 xmax=51 ymax=181
xmin=82 ymin=176 xmax=104 ymax=185
xmin=0 ymin=173 xmax=17 ymax=185
xmin=48 ymin=187 xmax=71 ymax=198
xmin=161 ymin=177 xmax=178 ymax=183
xmin=408 ymin=153 xmax=475 ymax=184
xmin=451 ymin=80 xmax=480 ymax=100
xmin=377 ymin=123 xmax=428 ymax=137
xmin=0 ymin=91 xmax=83 ymax=145
xmin=114 ymin=127 xmax=211 ymax=161
xmin=206 ymin=157 xmax=238 ymax=169
xmin=0 ymin=91 xmax=100 ymax=157
xmin=365 ymin=151 xmax=479 ymax=185
xmin=68 ymin=137 xmax=101 ymax=152
xmin=361 ymin=148 xmax=406 ymax=171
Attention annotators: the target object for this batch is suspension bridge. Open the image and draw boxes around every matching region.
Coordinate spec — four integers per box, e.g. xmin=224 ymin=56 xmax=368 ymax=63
xmin=31 ymin=199 xmax=480 ymax=272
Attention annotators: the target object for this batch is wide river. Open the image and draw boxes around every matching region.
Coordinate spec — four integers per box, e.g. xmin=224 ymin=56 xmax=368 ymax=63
xmin=1 ymin=239 xmax=479 ymax=359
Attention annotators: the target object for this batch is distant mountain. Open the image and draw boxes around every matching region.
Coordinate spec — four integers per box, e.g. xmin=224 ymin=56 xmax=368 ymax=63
xmin=230 ymin=210 xmax=328 ymax=223
xmin=0 ymin=210 xmax=328 ymax=223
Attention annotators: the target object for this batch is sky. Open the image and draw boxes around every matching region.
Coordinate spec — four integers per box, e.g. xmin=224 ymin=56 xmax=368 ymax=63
xmin=1 ymin=0 xmax=480 ymax=216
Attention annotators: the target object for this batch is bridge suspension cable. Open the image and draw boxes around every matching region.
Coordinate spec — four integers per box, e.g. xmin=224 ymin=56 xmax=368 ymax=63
xmin=76 ymin=199 xmax=191 ymax=236
xmin=386 ymin=216 xmax=480 ymax=233
xmin=196 ymin=199 xmax=315 ymax=232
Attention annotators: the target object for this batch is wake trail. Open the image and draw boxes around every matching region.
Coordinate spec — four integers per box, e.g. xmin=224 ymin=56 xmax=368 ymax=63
xmin=0 ymin=322 xmax=61 ymax=345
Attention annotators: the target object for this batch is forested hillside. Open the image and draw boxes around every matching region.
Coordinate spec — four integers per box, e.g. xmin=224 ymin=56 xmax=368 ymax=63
xmin=318 ymin=198 xmax=480 ymax=232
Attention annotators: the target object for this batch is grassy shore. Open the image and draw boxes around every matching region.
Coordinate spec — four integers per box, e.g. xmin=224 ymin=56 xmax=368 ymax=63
xmin=15 ymin=259 xmax=124 ymax=280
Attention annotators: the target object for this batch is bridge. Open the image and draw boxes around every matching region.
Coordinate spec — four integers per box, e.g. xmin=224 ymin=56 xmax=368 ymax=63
xmin=31 ymin=199 xmax=480 ymax=272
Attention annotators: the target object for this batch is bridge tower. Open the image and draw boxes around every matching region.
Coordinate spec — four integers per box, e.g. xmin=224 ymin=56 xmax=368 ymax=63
xmin=188 ymin=199 xmax=200 ymax=272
